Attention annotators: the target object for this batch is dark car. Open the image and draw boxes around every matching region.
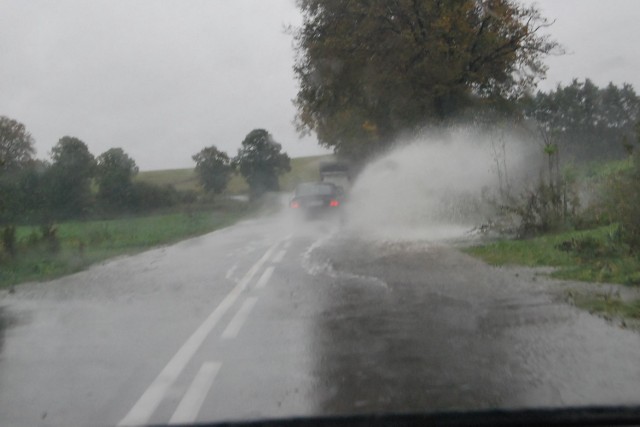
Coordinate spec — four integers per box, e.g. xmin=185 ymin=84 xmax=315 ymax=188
xmin=290 ymin=182 xmax=344 ymax=218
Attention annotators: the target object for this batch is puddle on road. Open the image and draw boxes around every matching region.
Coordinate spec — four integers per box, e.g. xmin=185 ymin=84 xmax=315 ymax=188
xmin=300 ymin=230 xmax=389 ymax=290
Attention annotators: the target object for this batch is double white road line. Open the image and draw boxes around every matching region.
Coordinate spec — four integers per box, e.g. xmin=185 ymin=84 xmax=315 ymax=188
xmin=118 ymin=237 xmax=289 ymax=426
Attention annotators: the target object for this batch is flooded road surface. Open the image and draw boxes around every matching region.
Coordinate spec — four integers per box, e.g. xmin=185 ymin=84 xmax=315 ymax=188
xmin=1 ymin=214 xmax=640 ymax=426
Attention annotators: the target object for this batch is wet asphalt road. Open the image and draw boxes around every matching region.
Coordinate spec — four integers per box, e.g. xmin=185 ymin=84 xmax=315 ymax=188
xmin=1 ymin=213 xmax=640 ymax=426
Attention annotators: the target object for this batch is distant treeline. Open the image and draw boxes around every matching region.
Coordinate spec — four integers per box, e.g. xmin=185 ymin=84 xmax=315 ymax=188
xmin=0 ymin=119 xmax=293 ymax=230
xmin=520 ymin=79 xmax=640 ymax=162
xmin=2 ymin=79 xmax=639 ymax=225
xmin=0 ymin=123 xmax=194 ymax=225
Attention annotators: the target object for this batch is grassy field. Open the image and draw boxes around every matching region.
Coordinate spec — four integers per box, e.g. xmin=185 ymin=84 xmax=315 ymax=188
xmin=136 ymin=154 xmax=334 ymax=195
xmin=465 ymin=225 xmax=640 ymax=320
xmin=571 ymin=291 xmax=640 ymax=323
xmin=465 ymin=225 xmax=640 ymax=285
xmin=0 ymin=209 xmax=245 ymax=288
xmin=579 ymin=157 xmax=634 ymax=180
xmin=1 ymin=154 xmax=329 ymax=288
xmin=135 ymin=168 xmax=199 ymax=192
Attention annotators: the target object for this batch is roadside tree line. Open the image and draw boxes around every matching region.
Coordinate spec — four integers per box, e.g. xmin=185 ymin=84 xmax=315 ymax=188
xmin=192 ymin=128 xmax=291 ymax=201
xmin=0 ymin=117 xmax=184 ymax=227
xmin=292 ymin=0 xmax=640 ymax=253
xmin=0 ymin=118 xmax=291 ymax=263
xmin=1 ymin=119 xmax=291 ymax=214
xmin=0 ymin=118 xmax=291 ymax=228
xmin=293 ymin=1 xmax=639 ymax=165
xmin=520 ymin=79 xmax=640 ymax=162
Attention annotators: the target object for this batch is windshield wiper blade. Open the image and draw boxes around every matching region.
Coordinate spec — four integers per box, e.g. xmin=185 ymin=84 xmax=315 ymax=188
xmin=156 ymin=405 xmax=640 ymax=427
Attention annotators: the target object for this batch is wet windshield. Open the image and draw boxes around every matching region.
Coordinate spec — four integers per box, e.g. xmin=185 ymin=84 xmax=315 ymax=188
xmin=1 ymin=1 xmax=640 ymax=426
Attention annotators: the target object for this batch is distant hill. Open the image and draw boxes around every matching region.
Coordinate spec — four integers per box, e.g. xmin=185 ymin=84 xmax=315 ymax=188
xmin=136 ymin=154 xmax=334 ymax=195
xmin=135 ymin=168 xmax=199 ymax=192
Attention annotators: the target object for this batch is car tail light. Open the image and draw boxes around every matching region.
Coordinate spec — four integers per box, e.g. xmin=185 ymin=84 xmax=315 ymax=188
xmin=290 ymin=201 xmax=300 ymax=209
xmin=329 ymin=199 xmax=339 ymax=207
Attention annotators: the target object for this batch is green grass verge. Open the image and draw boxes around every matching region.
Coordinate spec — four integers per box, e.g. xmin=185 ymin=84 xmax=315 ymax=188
xmin=579 ymin=157 xmax=634 ymax=181
xmin=2 ymin=152 xmax=330 ymax=288
xmin=570 ymin=291 xmax=640 ymax=321
xmin=0 ymin=210 xmax=244 ymax=288
xmin=464 ymin=225 xmax=640 ymax=285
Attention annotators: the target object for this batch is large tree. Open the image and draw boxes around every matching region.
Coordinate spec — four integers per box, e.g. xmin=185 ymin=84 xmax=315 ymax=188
xmin=192 ymin=145 xmax=232 ymax=195
xmin=0 ymin=116 xmax=35 ymax=173
xmin=293 ymin=0 xmax=558 ymax=160
xmin=233 ymin=129 xmax=291 ymax=199
xmin=0 ymin=116 xmax=37 ymax=223
xmin=47 ymin=136 xmax=96 ymax=217
xmin=96 ymin=147 xmax=139 ymax=210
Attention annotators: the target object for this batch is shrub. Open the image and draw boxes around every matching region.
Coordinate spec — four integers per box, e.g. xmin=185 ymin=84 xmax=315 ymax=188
xmin=41 ymin=223 xmax=60 ymax=253
xmin=495 ymin=175 xmax=580 ymax=238
xmin=556 ymin=235 xmax=620 ymax=260
xmin=612 ymin=153 xmax=640 ymax=252
xmin=130 ymin=181 xmax=178 ymax=212
xmin=1 ymin=226 xmax=17 ymax=257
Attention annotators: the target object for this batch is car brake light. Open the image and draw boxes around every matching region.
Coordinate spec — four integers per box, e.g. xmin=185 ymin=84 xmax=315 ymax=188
xmin=291 ymin=201 xmax=300 ymax=209
xmin=329 ymin=199 xmax=339 ymax=207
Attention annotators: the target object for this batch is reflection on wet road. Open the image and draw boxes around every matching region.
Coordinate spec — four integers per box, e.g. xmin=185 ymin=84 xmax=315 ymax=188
xmin=1 ymin=213 xmax=640 ymax=426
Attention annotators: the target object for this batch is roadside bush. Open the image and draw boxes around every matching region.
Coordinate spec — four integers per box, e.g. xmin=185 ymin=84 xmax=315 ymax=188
xmin=25 ymin=229 xmax=41 ymax=248
xmin=179 ymin=190 xmax=198 ymax=205
xmin=130 ymin=181 xmax=179 ymax=212
xmin=610 ymin=153 xmax=640 ymax=252
xmin=87 ymin=225 xmax=112 ymax=245
xmin=556 ymin=234 xmax=622 ymax=260
xmin=41 ymin=223 xmax=60 ymax=253
xmin=495 ymin=176 xmax=580 ymax=238
xmin=1 ymin=226 xmax=17 ymax=257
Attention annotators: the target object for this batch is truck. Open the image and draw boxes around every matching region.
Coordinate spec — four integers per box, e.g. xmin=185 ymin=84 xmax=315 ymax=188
xmin=318 ymin=161 xmax=351 ymax=192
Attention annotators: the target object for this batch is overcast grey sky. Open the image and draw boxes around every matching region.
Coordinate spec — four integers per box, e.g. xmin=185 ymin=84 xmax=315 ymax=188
xmin=1 ymin=1 xmax=639 ymax=170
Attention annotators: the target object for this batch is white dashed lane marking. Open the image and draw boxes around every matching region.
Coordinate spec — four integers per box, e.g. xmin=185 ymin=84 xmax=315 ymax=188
xmin=117 ymin=241 xmax=281 ymax=426
xmin=255 ymin=266 xmax=274 ymax=290
xmin=221 ymin=297 xmax=258 ymax=339
xmin=169 ymin=362 xmax=222 ymax=425
xmin=272 ymin=249 xmax=287 ymax=264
